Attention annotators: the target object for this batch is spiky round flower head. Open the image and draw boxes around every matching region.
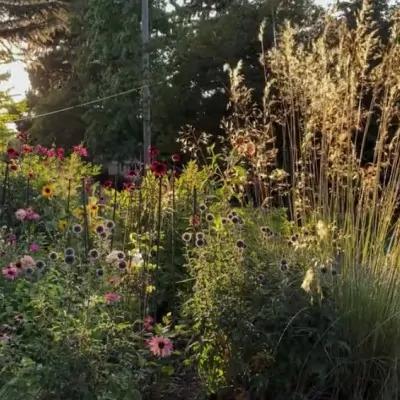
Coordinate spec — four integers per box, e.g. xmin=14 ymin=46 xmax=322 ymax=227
xmin=287 ymin=240 xmax=293 ymax=246
xmin=206 ymin=213 xmax=214 ymax=222
xmin=221 ymin=217 xmax=228 ymax=225
xmin=236 ymin=239 xmax=246 ymax=249
xmin=291 ymin=234 xmax=298 ymax=242
xmin=64 ymin=247 xmax=75 ymax=256
xmin=48 ymin=251 xmax=58 ymax=261
xmin=116 ymin=251 xmax=125 ymax=260
xmin=95 ymin=224 xmax=105 ymax=235
xmin=15 ymin=261 xmax=22 ymax=270
xmin=320 ymin=265 xmax=327 ymax=274
xmin=199 ymin=204 xmax=207 ymax=213
xmin=99 ymin=231 xmax=108 ymax=240
xmin=182 ymin=232 xmax=192 ymax=243
xmin=118 ymin=260 xmax=127 ymax=270
xmin=105 ymin=220 xmax=115 ymax=230
xmin=196 ymin=232 xmax=205 ymax=240
xmin=35 ymin=260 xmax=46 ymax=269
xmin=231 ymin=210 xmax=238 ymax=217
xmin=64 ymin=255 xmax=75 ymax=265
xmin=195 ymin=238 xmax=205 ymax=248
xmin=232 ymin=216 xmax=240 ymax=224
xmin=25 ymin=267 xmax=34 ymax=275
xmin=280 ymin=259 xmax=288 ymax=272
xmin=227 ymin=213 xmax=233 ymax=220
xmin=96 ymin=269 xmax=104 ymax=277
xmin=72 ymin=224 xmax=83 ymax=235
xmin=88 ymin=249 xmax=100 ymax=260
xmin=257 ymin=274 xmax=265 ymax=283
xmin=331 ymin=267 xmax=337 ymax=276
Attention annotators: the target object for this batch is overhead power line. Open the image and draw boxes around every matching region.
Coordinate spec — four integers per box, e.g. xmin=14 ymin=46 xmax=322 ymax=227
xmin=11 ymin=80 xmax=164 ymax=124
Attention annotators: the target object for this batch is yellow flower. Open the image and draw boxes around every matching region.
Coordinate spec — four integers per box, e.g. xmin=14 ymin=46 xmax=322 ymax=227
xmin=146 ymin=285 xmax=156 ymax=294
xmin=58 ymin=220 xmax=68 ymax=231
xmin=88 ymin=203 xmax=99 ymax=215
xmin=42 ymin=185 xmax=54 ymax=197
xmin=73 ymin=207 xmax=85 ymax=218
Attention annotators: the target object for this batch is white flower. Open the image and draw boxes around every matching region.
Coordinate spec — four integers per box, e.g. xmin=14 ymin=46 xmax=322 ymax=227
xmin=105 ymin=250 xmax=119 ymax=264
xmin=130 ymin=252 xmax=143 ymax=267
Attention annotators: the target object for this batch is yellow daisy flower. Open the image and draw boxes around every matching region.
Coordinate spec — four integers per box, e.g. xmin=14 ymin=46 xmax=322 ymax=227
xmin=58 ymin=220 xmax=68 ymax=231
xmin=42 ymin=185 xmax=54 ymax=197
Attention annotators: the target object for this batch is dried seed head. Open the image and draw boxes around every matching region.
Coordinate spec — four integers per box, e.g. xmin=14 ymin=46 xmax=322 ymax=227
xmin=182 ymin=232 xmax=192 ymax=242
xmin=195 ymin=238 xmax=205 ymax=248
xmin=236 ymin=239 xmax=246 ymax=249
xmin=199 ymin=204 xmax=207 ymax=212
xmin=196 ymin=232 xmax=205 ymax=240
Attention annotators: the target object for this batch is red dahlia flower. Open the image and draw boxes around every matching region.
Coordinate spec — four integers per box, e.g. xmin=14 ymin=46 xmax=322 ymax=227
xmin=150 ymin=161 xmax=167 ymax=177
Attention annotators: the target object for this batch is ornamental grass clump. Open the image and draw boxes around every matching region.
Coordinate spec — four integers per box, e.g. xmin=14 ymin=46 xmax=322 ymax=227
xmin=216 ymin=1 xmax=400 ymax=397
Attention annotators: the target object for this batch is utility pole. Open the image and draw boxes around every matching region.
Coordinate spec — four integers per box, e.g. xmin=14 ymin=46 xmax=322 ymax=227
xmin=141 ymin=0 xmax=151 ymax=165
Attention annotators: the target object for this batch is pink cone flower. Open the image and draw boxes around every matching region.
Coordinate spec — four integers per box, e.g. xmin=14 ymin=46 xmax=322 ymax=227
xmin=2 ymin=266 xmax=19 ymax=280
xmin=15 ymin=208 xmax=27 ymax=221
xmin=147 ymin=336 xmax=173 ymax=357
xmin=104 ymin=293 xmax=123 ymax=304
xmin=20 ymin=255 xmax=35 ymax=268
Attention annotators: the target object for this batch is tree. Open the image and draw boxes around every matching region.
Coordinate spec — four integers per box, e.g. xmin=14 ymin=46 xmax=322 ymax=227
xmin=25 ymin=27 xmax=86 ymax=149
xmin=0 ymin=0 xmax=72 ymax=48
xmin=76 ymin=0 xmax=170 ymax=162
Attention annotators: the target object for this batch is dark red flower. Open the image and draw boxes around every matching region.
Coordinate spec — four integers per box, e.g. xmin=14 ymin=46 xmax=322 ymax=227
xmin=103 ymin=180 xmax=113 ymax=189
xmin=7 ymin=148 xmax=19 ymax=159
xmin=57 ymin=148 xmax=65 ymax=159
xmin=172 ymin=153 xmax=180 ymax=163
xmin=150 ymin=161 xmax=167 ymax=177
xmin=22 ymin=144 xmax=33 ymax=153
xmin=148 ymin=145 xmax=159 ymax=158
xmin=17 ymin=132 xmax=28 ymax=142
xmin=10 ymin=163 xmax=19 ymax=171
xmin=27 ymin=172 xmax=34 ymax=179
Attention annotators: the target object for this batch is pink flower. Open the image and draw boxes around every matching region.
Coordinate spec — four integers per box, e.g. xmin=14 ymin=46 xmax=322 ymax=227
xmin=2 ymin=266 xmax=18 ymax=280
xmin=104 ymin=293 xmax=123 ymax=304
xmin=29 ymin=243 xmax=40 ymax=252
xmin=20 ymin=255 xmax=35 ymax=268
xmin=144 ymin=316 xmax=154 ymax=331
xmin=15 ymin=208 xmax=27 ymax=221
xmin=147 ymin=336 xmax=173 ymax=357
xmin=7 ymin=234 xmax=16 ymax=244
xmin=25 ymin=207 xmax=40 ymax=221
xmin=36 ymin=145 xmax=47 ymax=155
xmin=46 ymin=149 xmax=56 ymax=158
xmin=73 ymin=145 xmax=88 ymax=157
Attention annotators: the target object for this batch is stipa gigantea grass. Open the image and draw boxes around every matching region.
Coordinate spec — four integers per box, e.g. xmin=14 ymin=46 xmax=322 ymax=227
xmin=224 ymin=0 xmax=400 ymax=397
